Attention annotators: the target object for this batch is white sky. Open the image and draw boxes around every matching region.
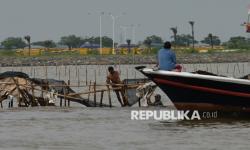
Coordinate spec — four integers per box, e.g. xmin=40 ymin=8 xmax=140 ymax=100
xmin=0 ymin=0 xmax=249 ymax=43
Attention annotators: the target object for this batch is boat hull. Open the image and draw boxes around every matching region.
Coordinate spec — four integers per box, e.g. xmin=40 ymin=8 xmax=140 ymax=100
xmin=137 ymin=67 xmax=250 ymax=112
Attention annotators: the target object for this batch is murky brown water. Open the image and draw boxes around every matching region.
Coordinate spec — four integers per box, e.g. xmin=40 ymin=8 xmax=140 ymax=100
xmin=1 ymin=107 xmax=250 ymax=150
xmin=0 ymin=63 xmax=249 ymax=150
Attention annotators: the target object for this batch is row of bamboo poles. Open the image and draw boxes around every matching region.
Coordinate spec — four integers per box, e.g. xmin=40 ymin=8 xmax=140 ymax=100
xmin=2 ymin=62 xmax=248 ymax=81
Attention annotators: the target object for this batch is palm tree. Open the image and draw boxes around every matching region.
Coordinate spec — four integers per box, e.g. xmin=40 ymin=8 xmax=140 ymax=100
xmin=189 ymin=21 xmax=195 ymax=49
xmin=208 ymin=33 xmax=213 ymax=49
xmin=24 ymin=35 xmax=31 ymax=56
xmin=170 ymin=27 xmax=177 ymax=46
xmin=126 ymin=39 xmax=131 ymax=54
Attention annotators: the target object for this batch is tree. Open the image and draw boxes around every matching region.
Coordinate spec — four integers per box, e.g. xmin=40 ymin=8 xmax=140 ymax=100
xmin=189 ymin=21 xmax=195 ymax=49
xmin=33 ymin=40 xmax=56 ymax=48
xmin=170 ymin=27 xmax=177 ymax=45
xmin=223 ymin=36 xmax=250 ymax=49
xmin=80 ymin=36 xmax=113 ymax=47
xmin=92 ymin=36 xmax=112 ymax=47
xmin=201 ymin=34 xmax=221 ymax=46
xmin=126 ymin=39 xmax=131 ymax=53
xmin=143 ymin=35 xmax=163 ymax=45
xmin=1 ymin=37 xmax=26 ymax=49
xmin=101 ymin=36 xmax=113 ymax=47
xmin=59 ymin=35 xmax=83 ymax=50
xmin=171 ymin=34 xmax=198 ymax=46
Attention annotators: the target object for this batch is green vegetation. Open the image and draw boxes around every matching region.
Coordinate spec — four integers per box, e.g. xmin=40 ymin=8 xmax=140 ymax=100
xmin=223 ymin=36 xmax=250 ymax=50
xmin=143 ymin=35 xmax=163 ymax=45
xmin=59 ymin=35 xmax=113 ymax=50
xmin=201 ymin=34 xmax=221 ymax=46
xmin=0 ymin=49 xmax=17 ymax=56
xmin=33 ymin=40 xmax=56 ymax=48
xmin=59 ymin=35 xmax=83 ymax=50
xmin=172 ymin=34 xmax=198 ymax=46
xmin=1 ymin=33 xmax=250 ymax=59
xmin=1 ymin=37 xmax=26 ymax=49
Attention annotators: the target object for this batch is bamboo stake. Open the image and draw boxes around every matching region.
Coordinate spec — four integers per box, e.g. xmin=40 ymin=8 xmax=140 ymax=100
xmin=100 ymin=91 xmax=104 ymax=107
xmin=87 ymin=81 xmax=92 ymax=103
xmin=94 ymin=70 xmax=97 ymax=84
xmin=94 ymin=82 xmax=96 ymax=107
xmin=64 ymin=65 xmax=67 ymax=76
xmin=216 ymin=64 xmax=219 ymax=75
xmin=34 ymin=68 xmax=36 ymax=78
xmin=59 ymin=67 xmax=61 ymax=80
xmin=85 ymin=67 xmax=88 ymax=85
xmin=60 ymin=97 xmax=62 ymax=107
xmin=227 ymin=64 xmax=230 ymax=74
xmin=45 ymin=65 xmax=48 ymax=79
xmin=68 ymin=80 xmax=70 ymax=107
xmin=56 ymin=63 xmax=58 ymax=76
xmin=126 ymin=68 xmax=128 ymax=80
xmin=31 ymin=83 xmax=35 ymax=106
xmin=98 ymin=65 xmax=101 ymax=76
xmin=68 ymin=67 xmax=71 ymax=81
xmin=107 ymin=85 xmax=112 ymax=107
xmin=64 ymin=86 xmax=66 ymax=107
xmin=78 ymin=68 xmax=80 ymax=87
xmin=75 ymin=64 xmax=77 ymax=77
xmin=30 ymin=66 xmax=32 ymax=76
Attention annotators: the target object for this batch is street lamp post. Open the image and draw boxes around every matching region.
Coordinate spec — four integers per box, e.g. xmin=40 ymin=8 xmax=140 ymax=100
xmin=87 ymin=12 xmax=105 ymax=54
xmin=110 ymin=14 xmax=115 ymax=54
xmin=100 ymin=12 xmax=104 ymax=55
xmin=109 ymin=13 xmax=125 ymax=54
xmin=131 ymin=24 xmax=140 ymax=44
xmin=120 ymin=26 xmax=128 ymax=44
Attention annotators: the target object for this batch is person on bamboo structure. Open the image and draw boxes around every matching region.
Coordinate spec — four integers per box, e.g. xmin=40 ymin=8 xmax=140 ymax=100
xmin=106 ymin=66 xmax=128 ymax=106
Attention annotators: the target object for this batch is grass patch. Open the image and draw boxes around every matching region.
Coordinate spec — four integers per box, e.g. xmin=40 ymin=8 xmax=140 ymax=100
xmin=0 ymin=49 xmax=17 ymax=56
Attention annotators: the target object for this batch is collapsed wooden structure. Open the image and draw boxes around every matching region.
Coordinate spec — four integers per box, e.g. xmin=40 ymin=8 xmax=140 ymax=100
xmin=0 ymin=71 xmax=147 ymax=108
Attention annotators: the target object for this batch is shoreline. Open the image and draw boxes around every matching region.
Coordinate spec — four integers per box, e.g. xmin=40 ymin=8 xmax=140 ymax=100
xmin=0 ymin=52 xmax=249 ymax=67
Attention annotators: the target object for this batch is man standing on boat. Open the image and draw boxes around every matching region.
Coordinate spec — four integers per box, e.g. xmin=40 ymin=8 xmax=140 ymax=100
xmin=106 ymin=66 xmax=128 ymax=106
xmin=157 ymin=41 xmax=177 ymax=71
